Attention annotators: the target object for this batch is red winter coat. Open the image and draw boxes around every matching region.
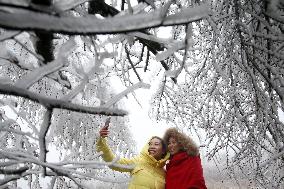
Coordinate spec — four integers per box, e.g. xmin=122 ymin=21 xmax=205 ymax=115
xmin=165 ymin=151 xmax=207 ymax=189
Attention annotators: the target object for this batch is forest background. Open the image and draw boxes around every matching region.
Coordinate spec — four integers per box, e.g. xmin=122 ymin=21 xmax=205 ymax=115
xmin=0 ymin=0 xmax=283 ymax=188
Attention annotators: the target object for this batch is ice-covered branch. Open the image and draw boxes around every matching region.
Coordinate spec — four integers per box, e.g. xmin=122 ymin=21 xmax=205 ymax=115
xmin=13 ymin=38 xmax=45 ymax=63
xmin=125 ymin=46 xmax=142 ymax=81
xmin=0 ymin=166 xmax=29 ymax=175
xmin=14 ymin=38 xmax=76 ymax=89
xmin=0 ymin=83 xmax=128 ymax=116
xmin=54 ymin=0 xmax=90 ymax=12
xmin=39 ymin=109 xmax=52 ymax=175
xmin=0 ymin=149 xmax=131 ymax=184
xmin=60 ymin=74 xmax=88 ymax=101
xmin=0 ymin=127 xmax=38 ymax=140
xmin=258 ymin=150 xmax=284 ymax=169
xmin=102 ymin=81 xmax=151 ymax=108
xmin=0 ymin=31 xmax=21 ymax=42
xmin=0 ymin=4 xmax=210 ymax=35
xmin=0 ymin=175 xmax=22 ymax=186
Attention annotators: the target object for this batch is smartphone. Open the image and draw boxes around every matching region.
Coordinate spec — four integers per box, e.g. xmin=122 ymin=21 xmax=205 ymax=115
xmin=105 ymin=117 xmax=111 ymax=129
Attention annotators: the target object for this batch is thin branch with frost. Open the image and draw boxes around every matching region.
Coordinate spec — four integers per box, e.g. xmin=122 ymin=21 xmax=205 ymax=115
xmin=0 ymin=166 xmax=29 ymax=175
xmin=244 ymin=42 xmax=284 ymax=60
xmin=0 ymin=1 xmax=54 ymax=14
xmin=13 ymin=38 xmax=45 ymax=63
xmin=247 ymin=150 xmax=284 ymax=175
xmin=3 ymin=103 xmax=40 ymax=135
xmin=0 ymin=4 xmax=210 ymax=35
xmin=0 ymin=127 xmax=38 ymax=140
xmin=14 ymin=37 xmax=76 ymax=89
xmin=102 ymin=81 xmax=151 ymax=108
xmin=54 ymin=0 xmax=91 ymax=12
xmin=0 ymin=161 xmax=23 ymax=167
xmin=156 ymin=41 xmax=185 ymax=62
xmin=60 ymin=74 xmax=88 ymax=101
xmin=0 ymin=31 xmax=21 ymax=42
xmin=0 ymin=150 xmax=131 ymax=184
xmin=39 ymin=109 xmax=52 ymax=176
xmin=247 ymin=54 xmax=284 ymax=102
xmin=265 ymin=0 xmax=284 ymax=24
xmin=0 ymin=83 xmax=127 ymax=116
xmin=61 ymin=56 xmax=104 ymax=101
xmin=167 ymin=23 xmax=192 ymax=79
xmin=125 ymin=46 xmax=142 ymax=81
xmin=0 ymin=175 xmax=22 ymax=186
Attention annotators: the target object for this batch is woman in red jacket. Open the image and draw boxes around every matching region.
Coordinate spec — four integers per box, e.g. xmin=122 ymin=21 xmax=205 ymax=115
xmin=163 ymin=128 xmax=207 ymax=189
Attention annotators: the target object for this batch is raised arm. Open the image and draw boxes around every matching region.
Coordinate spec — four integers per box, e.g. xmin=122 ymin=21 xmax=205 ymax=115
xmin=96 ymin=118 xmax=137 ymax=172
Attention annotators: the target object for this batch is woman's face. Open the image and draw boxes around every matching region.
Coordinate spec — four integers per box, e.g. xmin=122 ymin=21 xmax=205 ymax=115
xmin=148 ymin=137 xmax=164 ymax=160
xmin=168 ymin=137 xmax=181 ymax=155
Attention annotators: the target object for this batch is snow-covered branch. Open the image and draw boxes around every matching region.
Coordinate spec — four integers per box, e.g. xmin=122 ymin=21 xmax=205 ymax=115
xmin=0 ymin=4 xmax=210 ymax=35
xmin=0 ymin=31 xmax=21 ymax=42
xmin=0 ymin=83 xmax=127 ymax=116
xmin=102 ymin=81 xmax=151 ymax=108
xmin=39 ymin=109 xmax=52 ymax=175
xmin=14 ymin=37 xmax=76 ymax=89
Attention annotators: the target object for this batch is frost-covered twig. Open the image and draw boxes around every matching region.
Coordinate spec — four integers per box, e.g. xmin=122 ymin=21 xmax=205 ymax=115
xmin=0 ymin=31 xmax=21 ymax=42
xmin=0 ymin=127 xmax=38 ymax=140
xmin=0 ymin=149 xmax=130 ymax=184
xmin=0 ymin=175 xmax=21 ymax=186
xmin=14 ymin=37 xmax=76 ymax=89
xmin=13 ymin=38 xmax=45 ymax=63
xmin=60 ymin=74 xmax=88 ymax=101
xmin=102 ymin=81 xmax=151 ymax=108
xmin=0 ymin=166 xmax=29 ymax=175
xmin=39 ymin=109 xmax=52 ymax=176
xmin=125 ymin=46 xmax=141 ymax=81
xmin=258 ymin=150 xmax=284 ymax=169
xmin=54 ymin=0 xmax=91 ymax=12
xmin=246 ymin=53 xmax=284 ymax=102
xmin=244 ymin=41 xmax=284 ymax=60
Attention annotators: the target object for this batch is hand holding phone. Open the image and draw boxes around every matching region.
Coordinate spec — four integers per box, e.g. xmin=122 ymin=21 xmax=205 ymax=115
xmin=105 ymin=117 xmax=111 ymax=129
xmin=99 ymin=117 xmax=111 ymax=138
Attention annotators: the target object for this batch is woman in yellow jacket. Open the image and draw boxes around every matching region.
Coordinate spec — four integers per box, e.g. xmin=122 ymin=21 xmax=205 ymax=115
xmin=97 ymin=119 xmax=169 ymax=189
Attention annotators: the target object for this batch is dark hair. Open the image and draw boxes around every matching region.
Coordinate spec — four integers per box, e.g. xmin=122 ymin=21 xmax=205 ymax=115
xmin=149 ymin=136 xmax=167 ymax=157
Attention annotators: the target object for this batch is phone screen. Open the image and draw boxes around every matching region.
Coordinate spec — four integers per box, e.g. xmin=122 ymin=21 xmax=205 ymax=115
xmin=105 ymin=117 xmax=111 ymax=129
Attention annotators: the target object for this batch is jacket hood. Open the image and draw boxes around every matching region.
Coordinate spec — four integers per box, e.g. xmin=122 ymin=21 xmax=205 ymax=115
xmin=163 ymin=127 xmax=199 ymax=156
xmin=140 ymin=137 xmax=170 ymax=168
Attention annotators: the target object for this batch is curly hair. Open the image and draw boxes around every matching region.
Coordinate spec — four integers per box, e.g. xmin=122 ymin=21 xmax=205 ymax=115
xmin=163 ymin=128 xmax=199 ymax=156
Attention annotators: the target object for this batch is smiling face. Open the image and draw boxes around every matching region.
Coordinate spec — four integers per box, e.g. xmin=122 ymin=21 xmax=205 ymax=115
xmin=148 ymin=137 xmax=164 ymax=160
xmin=168 ymin=137 xmax=182 ymax=155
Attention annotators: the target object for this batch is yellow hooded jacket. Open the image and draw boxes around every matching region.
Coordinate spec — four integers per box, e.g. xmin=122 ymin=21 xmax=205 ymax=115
xmin=96 ymin=137 xmax=169 ymax=189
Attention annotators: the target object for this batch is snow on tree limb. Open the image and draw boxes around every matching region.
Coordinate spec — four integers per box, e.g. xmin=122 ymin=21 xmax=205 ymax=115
xmin=39 ymin=108 xmax=52 ymax=175
xmin=53 ymin=0 xmax=90 ymax=12
xmin=258 ymin=150 xmax=284 ymax=169
xmin=0 ymin=4 xmax=210 ymax=35
xmin=0 ymin=175 xmax=22 ymax=186
xmin=0 ymin=166 xmax=29 ymax=175
xmin=0 ymin=127 xmax=38 ymax=140
xmin=102 ymin=81 xmax=151 ymax=108
xmin=0 ymin=31 xmax=21 ymax=42
xmin=14 ymin=37 xmax=76 ymax=89
xmin=0 ymin=83 xmax=128 ymax=116
xmin=0 ymin=149 xmax=131 ymax=184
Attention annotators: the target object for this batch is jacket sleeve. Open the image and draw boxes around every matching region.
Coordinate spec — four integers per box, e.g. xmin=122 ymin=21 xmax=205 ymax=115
xmin=96 ymin=137 xmax=137 ymax=172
